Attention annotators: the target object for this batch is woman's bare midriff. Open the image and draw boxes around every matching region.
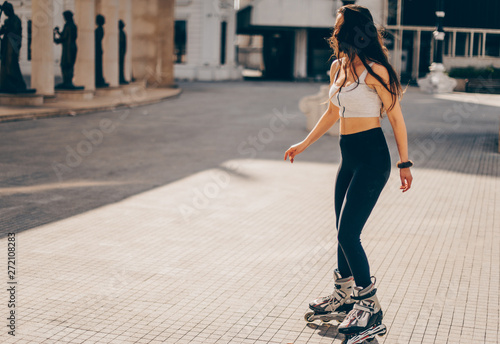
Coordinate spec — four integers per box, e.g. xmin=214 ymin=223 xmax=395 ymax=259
xmin=339 ymin=117 xmax=381 ymax=135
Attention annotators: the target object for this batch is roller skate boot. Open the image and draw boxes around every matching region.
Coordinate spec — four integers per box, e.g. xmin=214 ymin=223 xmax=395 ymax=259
xmin=338 ymin=278 xmax=387 ymax=344
xmin=304 ymin=269 xmax=355 ymax=323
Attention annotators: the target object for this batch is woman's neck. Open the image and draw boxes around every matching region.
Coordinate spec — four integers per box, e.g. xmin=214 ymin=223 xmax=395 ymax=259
xmin=350 ymin=55 xmax=363 ymax=66
xmin=341 ymin=55 xmax=364 ymax=71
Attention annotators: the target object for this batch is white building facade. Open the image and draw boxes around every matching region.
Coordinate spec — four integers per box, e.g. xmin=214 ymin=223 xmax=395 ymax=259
xmin=237 ymin=0 xmax=385 ymax=80
xmin=237 ymin=0 xmax=500 ymax=82
xmin=174 ymin=0 xmax=242 ymax=81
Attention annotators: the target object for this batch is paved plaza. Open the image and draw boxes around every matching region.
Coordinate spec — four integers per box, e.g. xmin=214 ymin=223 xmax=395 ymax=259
xmin=0 ymin=82 xmax=499 ymax=344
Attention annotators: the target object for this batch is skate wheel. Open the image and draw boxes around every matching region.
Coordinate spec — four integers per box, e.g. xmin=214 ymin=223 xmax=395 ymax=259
xmin=304 ymin=311 xmax=315 ymax=323
xmin=341 ymin=335 xmax=352 ymax=344
xmin=378 ymin=324 xmax=387 ymax=336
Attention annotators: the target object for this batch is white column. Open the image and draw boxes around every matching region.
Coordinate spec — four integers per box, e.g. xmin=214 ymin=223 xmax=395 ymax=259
xmin=225 ymin=10 xmax=238 ymax=67
xmin=482 ymin=32 xmax=486 ymax=57
xmin=412 ymin=30 xmax=420 ymax=80
xmin=63 ymin=0 xmax=75 ymax=12
xmin=294 ymin=29 xmax=307 ymax=79
xmin=119 ymin=0 xmax=133 ymax=81
xmin=74 ymin=0 xmax=95 ymax=90
xmin=96 ymin=0 xmax=119 ymax=87
xmin=20 ymin=13 xmax=28 ymax=63
xmin=31 ymin=0 xmax=54 ymax=95
xmin=201 ymin=0 xmax=220 ymax=66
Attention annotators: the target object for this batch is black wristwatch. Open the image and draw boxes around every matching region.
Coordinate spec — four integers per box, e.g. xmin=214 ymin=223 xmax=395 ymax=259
xmin=397 ymin=160 xmax=413 ymax=168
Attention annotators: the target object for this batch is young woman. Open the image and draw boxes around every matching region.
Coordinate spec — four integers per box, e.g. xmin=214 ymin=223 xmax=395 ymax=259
xmin=284 ymin=4 xmax=413 ymax=339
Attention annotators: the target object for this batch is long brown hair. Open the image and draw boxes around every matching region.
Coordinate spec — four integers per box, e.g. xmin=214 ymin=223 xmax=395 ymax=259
xmin=329 ymin=4 xmax=402 ymax=113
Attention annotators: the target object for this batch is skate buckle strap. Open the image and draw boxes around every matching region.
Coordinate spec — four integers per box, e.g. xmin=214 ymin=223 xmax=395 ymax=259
xmin=351 ymin=287 xmax=377 ymax=301
xmin=319 ymin=289 xmax=344 ymax=304
xmin=352 ymin=302 xmax=374 ymax=314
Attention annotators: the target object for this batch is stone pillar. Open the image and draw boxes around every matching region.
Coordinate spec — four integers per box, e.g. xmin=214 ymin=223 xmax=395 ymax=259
xmin=96 ymin=0 xmax=120 ymax=87
xmin=31 ymin=0 xmax=54 ymax=95
xmin=294 ymin=29 xmax=307 ymax=79
xmin=157 ymin=0 xmax=175 ymax=87
xmin=201 ymin=0 xmax=220 ymax=67
xmin=119 ymin=0 xmax=133 ymax=81
xmin=131 ymin=0 xmax=157 ymax=83
xmin=74 ymin=0 xmax=95 ymax=91
xmin=226 ymin=12 xmax=237 ymax=67
xmin=131 ymin=0 xmax=174 ymax=86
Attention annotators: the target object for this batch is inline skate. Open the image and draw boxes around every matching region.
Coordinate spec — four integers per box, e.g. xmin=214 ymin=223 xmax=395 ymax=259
xmin=304 ymin=269 xmax=355 ymax=323
xmin=338 ymin=278 xmax=387 ymax=344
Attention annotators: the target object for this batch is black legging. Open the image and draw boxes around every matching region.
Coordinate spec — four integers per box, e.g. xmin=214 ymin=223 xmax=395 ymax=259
xmin=335 ymin=127 xmax=391 ymax=288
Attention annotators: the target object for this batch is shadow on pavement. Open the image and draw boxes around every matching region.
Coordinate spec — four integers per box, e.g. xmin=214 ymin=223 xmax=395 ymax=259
xmin=0 ymin=82 xmax=498 ymax=237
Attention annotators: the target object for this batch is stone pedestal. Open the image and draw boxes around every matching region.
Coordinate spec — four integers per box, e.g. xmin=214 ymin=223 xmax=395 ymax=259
xmin=0 ymin=94 xmax=44 ymax=106
xmin=95 ymin=86 xmax=124 ymax=97
xmin=299 ymin=85 xmax=339 ymax=136
xmin=417 ymin=63 xmax=457 ymax=94
xmin=31 ymin=0 xmax=54 ymax=96
xmin=96 ymin=0 xmax=120 ymax=87
xmin=121 ymin=80 xmax=146 ymax=95
xmin=55 ymin=89 xmax=95 ymax=101
xmin=74 ymin=0 xmax=96 ymax=91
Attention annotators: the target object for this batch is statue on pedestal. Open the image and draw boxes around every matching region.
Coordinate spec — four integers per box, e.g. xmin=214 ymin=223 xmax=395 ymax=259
xmin=119 ymin=20 xmax=128 ymax=85
xmin=0 ymin=1 xmax=28 ymax=93
xmin=95 ymin=14 xmax=108 ymax=87
xmin=54 ymin=11 xmax=82 ymax=90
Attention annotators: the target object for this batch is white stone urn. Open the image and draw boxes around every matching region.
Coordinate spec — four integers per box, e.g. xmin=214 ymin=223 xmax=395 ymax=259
xmin=417 ymin=63 xmax=457 ymax=94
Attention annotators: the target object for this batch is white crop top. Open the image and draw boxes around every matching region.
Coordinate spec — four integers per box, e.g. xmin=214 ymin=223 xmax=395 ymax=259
xmin=329 ymin=62 xmax=383 ymax=118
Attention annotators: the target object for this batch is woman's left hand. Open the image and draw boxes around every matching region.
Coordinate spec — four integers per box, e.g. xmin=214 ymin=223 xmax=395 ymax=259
xmin=399 ymin=168 xmax=412 ymax=192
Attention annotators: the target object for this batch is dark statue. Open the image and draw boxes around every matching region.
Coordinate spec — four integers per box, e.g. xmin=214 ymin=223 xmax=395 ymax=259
xmin=53 ymin=11 xmax=82 ymax=89
xmin=95 ymin=14 xmax=108 ymax=87
xmin=118 ymin=20 xmax=128 ymax=85
xmin=0 ymin=1 xmax=29 ymax=93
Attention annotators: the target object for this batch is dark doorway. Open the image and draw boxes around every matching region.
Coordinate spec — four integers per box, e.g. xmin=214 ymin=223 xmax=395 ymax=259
xmin=307 ymin=28 xmax=333 ymax=81
xmin=400 ymin=30 xmax=414 ymax=83
xmin=220 ymin=21 xmax=227 ymax=65
xmin=418 ymin=31 xmax=432 ymax=78
xmin=174 ymin=20 xmax=187 ymax=64
xmin=262 ymin=31 xmax=294 ymax=80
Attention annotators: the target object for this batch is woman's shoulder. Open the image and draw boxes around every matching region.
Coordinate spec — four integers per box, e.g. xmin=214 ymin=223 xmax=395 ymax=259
xmin=330 ymin=57 xmax=347 ymax=69
xmin=366 ymin=60 xmax=390 ymax=84
xmin=329 ymin=58 xmax=343 ymax=82
xmin=330 ymin=59 xmax=339 ymax=72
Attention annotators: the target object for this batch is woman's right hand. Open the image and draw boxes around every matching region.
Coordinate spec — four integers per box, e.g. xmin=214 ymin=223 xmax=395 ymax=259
xmin=284 ymin=141 xmax=308 ymax=163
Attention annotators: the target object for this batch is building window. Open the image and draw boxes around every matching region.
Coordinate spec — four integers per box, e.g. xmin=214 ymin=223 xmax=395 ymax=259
xmin=220 ymin=21 xmax=227 ymax=65
xmin=455 ymin=32 xmax=467 ymax=57
xmin=387 ymin=0 xmax=398 ymax=26
xmin=174 ymin=20 xmax=187 ymax=64
xmin=485 ymin=34 xmax=500 ymax=57
xmin=27 ymin=19 xmax=32 ymax=61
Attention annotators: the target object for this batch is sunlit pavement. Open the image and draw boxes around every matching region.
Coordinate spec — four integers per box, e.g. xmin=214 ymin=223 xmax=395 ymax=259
xmin=0 ymin=82 xmax=499 ymax=344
